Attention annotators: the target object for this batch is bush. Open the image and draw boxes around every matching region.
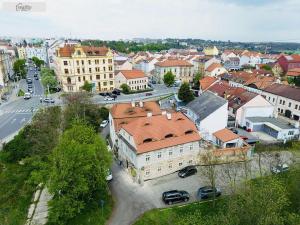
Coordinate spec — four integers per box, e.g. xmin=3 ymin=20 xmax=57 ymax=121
xmin=17 ymin=89 xmax=25 ymax=96
xmin=120 ymin=84 xmax=130 ymax=94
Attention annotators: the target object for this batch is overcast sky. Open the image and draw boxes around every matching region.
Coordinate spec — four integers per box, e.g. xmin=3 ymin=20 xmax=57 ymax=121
xmin=1 ymin=0 xmax=300 ymax=42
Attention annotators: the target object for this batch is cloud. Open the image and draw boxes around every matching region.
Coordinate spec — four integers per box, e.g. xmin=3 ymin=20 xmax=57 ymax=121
xmin=0 ymin=0 xmax=300 ymax=42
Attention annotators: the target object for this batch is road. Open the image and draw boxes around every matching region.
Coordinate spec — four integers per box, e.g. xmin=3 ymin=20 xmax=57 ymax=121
xmin=0 ymin=64 xmax=44 ymax=142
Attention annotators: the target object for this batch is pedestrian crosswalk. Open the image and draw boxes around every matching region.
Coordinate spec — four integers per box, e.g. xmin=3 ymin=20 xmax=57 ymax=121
xmin=0 ymin=108 xmax=39 ymax=114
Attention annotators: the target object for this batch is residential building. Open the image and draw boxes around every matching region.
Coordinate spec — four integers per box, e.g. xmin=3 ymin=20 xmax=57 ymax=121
xmin=239 ymin=51 xmax=262 ymax=67
xmin=117 ymin=112 xmax=202 ymax=180
xmin=199 ymin=76 xmax=218 ymax=93
xmin=154 ymin=59 xmax=194 ymax=83
xmin=286 ymin=68 xmax=300 ymax=78
xmin=17 ymin=46 xmax=26 ymax=59
xmin=0 ymin=50 xmax=14 ymax=86
xmin=205 ymin=63 xmax=227 ymax=77
xmin=213 ymin=128 xmax=244 ymax=148
xmin=114 ymin=59 xmax=133 ymax=71
xmin=204 ymin=46 xmax=219 ymax=56
xmin=277 ymin=54 xmax=300 ymax=73
xmin=55 ymin=44 xmax=115 ymax=92
xmin=25 ymin=46 xmax=47 ymax=62
xmin=115 ymin=70 xmax=148 ymax=91
xmin=134 ymin=57 xmax=158 ymax=75
xmin=181 ymin=91 xmax=228 ymax=140
xmin=224 ymin=57 xmax=240 ymax=70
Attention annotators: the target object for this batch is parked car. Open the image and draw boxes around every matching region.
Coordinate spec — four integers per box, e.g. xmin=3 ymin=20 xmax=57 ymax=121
xmin=28 ymin=88 xmax=33 ymax=93
xmin=104 ymin=96 xmax=114 ymax=101
xmin=106 ymin=169 xmax=113 ymax=181
xmin=178 ymin=166 xmax=197 ymax=178
xmin=35 ymin=76 xmax=39 ymax=80
xmin=145 ymin=92 xmax=153 ymax=96
xmin=26 ymin=78 xmax=32 ymax=84
xmin=43 ymin=98 xmax=55 ymax=103
xmin=271 ymin=164 xmax=289 ymax=174
xmin=112 ymin=89 xmax=121 ymax=95
xmin=197 ymin=186 xmax=221 ymax=200
xmin=162 ymin=190 xmax=190 ymax=205
xmin=28 ymin=83 xmax=33 ymax=88
xmin=99 ymin=92 xmax=106 ymax=96
xmin=24 ymin=92 xmax=31 ymax=100
xmin=100 ymin=120 xmax=109 ymax=128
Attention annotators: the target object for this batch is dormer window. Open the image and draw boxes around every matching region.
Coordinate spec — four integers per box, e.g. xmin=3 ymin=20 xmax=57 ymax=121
xmin=77 ymin=50 xmax=81 ymax=55
xmin=143 ymin=138 xmax=153 ymax=143
xmin=165 ymin=133 xmax=174 ymax=138
xmin=185 ymin=130 xmax=193 ymax=135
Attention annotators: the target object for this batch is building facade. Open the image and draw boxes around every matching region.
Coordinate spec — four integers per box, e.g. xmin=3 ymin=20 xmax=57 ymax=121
xmin=55 ymin=44 xmax=115 ymax=92
xmin=115 ymin=70 xmax=148 ymax=91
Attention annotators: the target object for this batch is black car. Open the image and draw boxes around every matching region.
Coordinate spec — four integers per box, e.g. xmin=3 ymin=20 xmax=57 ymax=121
xmin=178 ymin=166 xmax=197 ymax=178
xmin=26 ymin=78 xmax=32 ymax=84
xmin=197 ymin=186 xmax=221 ymax=200
xmin=35 ymin=76 xmax=39 ymax=80
xmin=162 ymin=190 xmax=190 ymax=205
xmin=112 ymin=89 xmax=121 ymax=95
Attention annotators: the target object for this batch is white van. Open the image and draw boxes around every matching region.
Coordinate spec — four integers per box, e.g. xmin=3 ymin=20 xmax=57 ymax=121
xmin=24 ymin=92 xmax=31 ymax=100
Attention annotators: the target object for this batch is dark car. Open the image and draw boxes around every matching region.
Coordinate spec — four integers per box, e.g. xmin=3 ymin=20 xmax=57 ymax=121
xmin=112 ymin=89 xmax=121 ymax=95
xmin=26 ymin=78 xmax=32 ymax=84
xmin=178 ymin=166 xmax=197 ymax=178
xmin=145 ymin=92 xmax=153 ymax=96
xmin=35 ymin=76 xmax=39 ymax=80
xmin=197 ymin=186 xmax=221 ymax=200
xmin=162 ymin=190 xmax=190 ymax=205
xmin=28 ymin=83 xmax=33 ymax=88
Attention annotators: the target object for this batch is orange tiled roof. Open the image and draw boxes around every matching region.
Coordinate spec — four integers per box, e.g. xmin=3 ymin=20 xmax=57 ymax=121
xmin=121 ymin=112 xmax=201 ymax=154
xmin=287 ymin=68 xmax=300 ymax=77
xmin=118 ymin=70 xmax=146 ymax=79
xmin=155 ymin=59 xmax=193 ymax=67
xmin=200 ymin=77 xmax=218 ymax=91
xmin=213 ymin=128 xmax=239 ymax=142
xmin=206 ymin=63 xmax=222 ymax=72
xmin=58 ymin=45 xmax=109 ymax=57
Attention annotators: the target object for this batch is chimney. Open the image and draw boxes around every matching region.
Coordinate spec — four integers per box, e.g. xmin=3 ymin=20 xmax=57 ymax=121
xmin=131 ymin=101 xmax=135 ymax=107
xmin=166 ymin=113 xmax=172 ymax=120
xmin=147 ymin=112 xmax=152 ymax=117
xmin=162 ymin=111 xmax=167 ymax=115
xmin=139 ymin=101 xmax=143 ymax=108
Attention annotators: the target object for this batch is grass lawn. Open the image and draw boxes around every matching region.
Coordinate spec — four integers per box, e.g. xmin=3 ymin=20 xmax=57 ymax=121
xmin=66 ymin=193 xmax=114 ymax=225
xmin=133 ymin=199 xmax=226 ymax=225
xmin=0 ymin=162 xmax=35 ymax=225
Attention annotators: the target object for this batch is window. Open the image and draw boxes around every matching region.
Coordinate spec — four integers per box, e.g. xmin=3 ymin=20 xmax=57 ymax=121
xmin=104 ymin=74 xmax=106 ymax=79
xmin=189 ymin=144 xmax=193 ymax=150
xmin=89 ymin=68 xmax=92 ymax=73
xmin=63 ymin=61 xmax=68 ymax=65
xmin=88 ymin=60 xmax=91 ymax=65
xmin=109 ymin=73 xmax=113 ymax=78
xmin=110 ymin=81 xmax=113 ymax=85
xmin=103 ymin=82 xmax=107 ymax=86
xmin=96 ymin=75 xmax=100 ymax=80
xmin=109 ymin=66 xmax=113 ymax=71
xmin=283 ymin=100 xmax=285 ymax=105
xmin=168 ymin=163 xmax=172 ymax=169
xmin=157 ymin=152 xmax=161 ymax=158
xmin=295 ymin=105 xmax=298 ymax=110
xmin=77 ymin=50 xmax=81 ymax=55
xmin=103 ymin=59 xmax=106 ymax=64
xmin=103 ymin=67 xmax=106 ymax=71
xmin=95 ymin=67 xmax=100 ymax=72
xmin=77 ymin=68 xmax=80 ymax=74
xmin=90 ymin=75 xmax=92 ymax=81
xmin=157 ymin=167 xmax=161 ymax=172
xmin=169 ymin=150 xmax=173 ymax=156
xmin=179 ymin=162 xmax=182 ymax=166
xmin=83 ymin=76 xmax=85 ymax=81
xmin=289 ymin=102 xmax=291 ymax=107
xmin=108 ymin=59 xmax=112 ymax=63
xmin=78 ymin=77 xmax=81 ymax=82
xmin=180 ymin=145 xmax=183 ymax=153
xmin=188 ymin=160 xmax=193 ymax=164
xmin=288 ymin=131 xmax=294 ymax=136
xmin=81 ymin=60 xmax=84 ymax=65
xmin=279 ymin=100 xmax=282 ymax=104
xmin=82 ymin=68 xmax=85 ymax=73
xmin=273 ymin=98 xmax=275 ymax=102
xmin=145 ymin=170 xmax=150 ymax=175
xmin=64 ymin=69 xmax=69 ymax=74
xmin=95 ymin=59 xmax=99 ymax=64
xmin=146 ymin=155 xmax=150 ymax=161
xmin=76 ymin=60 xmax=79 ymax=66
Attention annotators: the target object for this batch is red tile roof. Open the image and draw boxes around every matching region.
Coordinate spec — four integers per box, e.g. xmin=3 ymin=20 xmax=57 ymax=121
xmin=286 ymin=68 xmax=300 ymax=77
xmin=200 ymin=77 xmax=218 ymax=91
xmin=121 ymin=112 xmax=201 ymax=154
xmin=58 ymin=45 xmax=109 ymax=57
xmin=206 ymin=63 xmax=222 ymax=72
xmin=155 ymin=59 xmax=193 ymax=67
xmin=118 ymin=70 xmax=146 ymax=79
xmin=213 ymin=128 xmax=240 ymax=142
xmin=263 ymin=83 xmax=300 ymax=102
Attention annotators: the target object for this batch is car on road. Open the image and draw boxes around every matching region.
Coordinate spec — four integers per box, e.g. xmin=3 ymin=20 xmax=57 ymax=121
xmin=106 ymin=169 xmax=113 ymax=181
xmin=145 ymin=92 xmax=153 ymax=96
xmin=26 ymin=78 xmax=32 ymax=84
xmin=28 ymin=83 xmax=33 ymax=88
xmin=43 ymin=98 xmax=55 ymax=103
xmin=28 ymin=88 xmax=33 ymax=93
xmin=104 ymin=96 xmax=114 ymax=101
xmin=178 ymin=166 xmax=197 ymax=178
xmin=271 ymin=164 xmax=289 ymax=174
xmin=112 ymin=89 xmax=121 ymax=95
xmin=100 ymin=120 xmax=109 ymax=128
xmin=162 ymin=190 xmax=190 ymax=205
xmin=35 ymin=76 xmax=39 ymax=80
xmin=197 ymin=186 xmax=221 ymax=200
xmin=24 ymin=92 xmax=31 ymax=100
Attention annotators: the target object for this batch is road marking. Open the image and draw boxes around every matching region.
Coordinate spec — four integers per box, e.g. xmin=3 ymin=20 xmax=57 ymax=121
xmin=20 ymin=118 xmax=26 ymax=123
xmin=11 ymin=118 xmax=16 ymax=124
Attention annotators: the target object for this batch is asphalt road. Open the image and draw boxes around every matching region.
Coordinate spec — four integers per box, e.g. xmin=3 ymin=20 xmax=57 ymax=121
xmin=0 ymin=64 xmax=45 ymax=142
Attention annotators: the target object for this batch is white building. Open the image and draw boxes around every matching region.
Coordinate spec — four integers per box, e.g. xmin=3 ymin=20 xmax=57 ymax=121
xmin=25 ymin=46 xmax=47 ymax=62
xmin=114 ymin=59 xmax=133 ymax=71
xmin=205 ymin=63 xmax=227 ymax=77
xmin=117 ymin=112 xmax=202 ymax=181
xmin=134 ymin=57 xmax=158 ymax=74
xmin=239 ymin=52 xmax=262 ymax=67
xmin=115 ymin=70 xmax=148 ymax=91
xmin=181 ymin=91 xmax=228 ymax=141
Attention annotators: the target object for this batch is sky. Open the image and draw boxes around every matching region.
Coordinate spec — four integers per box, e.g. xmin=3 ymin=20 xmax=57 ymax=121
xmin=1 ymin=0 xmax=300 ymax=42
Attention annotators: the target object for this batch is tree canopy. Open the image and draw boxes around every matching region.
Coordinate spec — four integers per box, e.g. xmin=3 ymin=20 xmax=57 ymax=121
xmin=120 ymin=83 xmax=130 ymax=94
xmin=31 ymin=56 xmax=44 ymax=68
xmin=163 ymin=71 xmax=175 ymax=87
xmin=192 ymin=72 xmax=203 ymax=89
xmin=81 ymin=81 xmax=93 ymax=92
xmin=13 ymin=59 xmax=26 ymax=78
xmin=40 ymin=67 xmax=58 ymax=91
xmin=178 ymin=82 xmax=194 ymax=103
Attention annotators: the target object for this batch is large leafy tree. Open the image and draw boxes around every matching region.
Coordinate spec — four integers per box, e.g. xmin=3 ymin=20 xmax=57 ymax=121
xmin=48 ymin=121 xmax=112 ymax=224
xmin=178 ymin=82 xmax=194 ymax=103
xmin=40 ymin=67 xmax=58 ymax=90
xmin=192 ymin=72 xmax=203 ymax=89
xmin=13 ymin=59 xmax=26 ymax=78
xmin=31 ymin=56 xmax=44 ymax=68
xmin=81 ymin=81 xmax=93 ymax=92
xmin=163 ymin=71 xmax=175 ymax=87
xmin=120 ymin=83 xmax=130 ymax=94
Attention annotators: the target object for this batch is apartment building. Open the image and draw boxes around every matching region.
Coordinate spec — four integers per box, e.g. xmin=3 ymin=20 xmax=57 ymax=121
xmin=118 ymin=112 xmax=202 ymax=181
xmin=55 ymin=44 xmax=115 ymax=92
xmin=115 ymin=70 xmax=148 ymax=91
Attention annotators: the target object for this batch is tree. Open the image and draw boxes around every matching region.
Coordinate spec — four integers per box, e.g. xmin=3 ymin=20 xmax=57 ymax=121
xmin=120 ymin=83 xmax=130 ymax=94
xmin=13 ymin=59 xmax=26 ymax=78
xmin=48 ymin=121 xmax=112 ymax=224
xmin=178 ymin=82 xmax=194 ymax=103
xmin=40 ymin=67 xmax=58 ymax=91
xmin=81 ymin=81 xmax=93 ymax=92
xmin=163 ymin=71 xmax=175 ymax=87
xmin=261 ymin=64 xmax=272 ymax=71
xmin=99 ymin=107 xmax=109 ymax=120
xmin=31 ymin=56 xmax=44 ymax=68
xmin=192 ymin=72 xmax=202 ymax=89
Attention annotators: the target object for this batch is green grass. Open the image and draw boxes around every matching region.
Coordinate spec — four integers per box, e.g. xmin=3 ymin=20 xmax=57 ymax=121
xmin=133 ymin=199 xmax=226 ymax=225
xmin=0 ymin=162 xmax=35 ymax=225
xmin=66 ymin=193 xmax=114 ymax=225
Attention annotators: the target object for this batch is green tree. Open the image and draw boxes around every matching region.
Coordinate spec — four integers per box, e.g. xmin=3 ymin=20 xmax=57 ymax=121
xmin=120 ymin=83 xmax=130 ymax=94
xmin=163 ymin=71 xmax=175 ymax=87
xmin=81 ymin=81 xmax=93 ymax=92
xmin=40 ymin=67 xmax=58 ymax=91
xmin=31 ymin=56 xmax=44 ymax=68
xmin=13 ymin=59 xmax=26 ymax=78
xmin=178 ymin=82 xmax=194 ymax=103
xmin=48 ymin=121 xmax=112 ymax=224
xmin=99 ymin=107 xmax=109 ymax=120
xmin=261 ymin=64 xmax=272 ymax=71
xmin=192 ymin=72 xmax=203 ymax=89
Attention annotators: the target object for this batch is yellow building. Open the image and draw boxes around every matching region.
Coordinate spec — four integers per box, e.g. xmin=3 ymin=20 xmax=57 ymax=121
xmin=17 ymin=46 xmax=26 ymax=59
xmin=204 ymin=46 xmax=219 ymax=56
xmin=55 ymin=44 xmax=115 ymax=92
